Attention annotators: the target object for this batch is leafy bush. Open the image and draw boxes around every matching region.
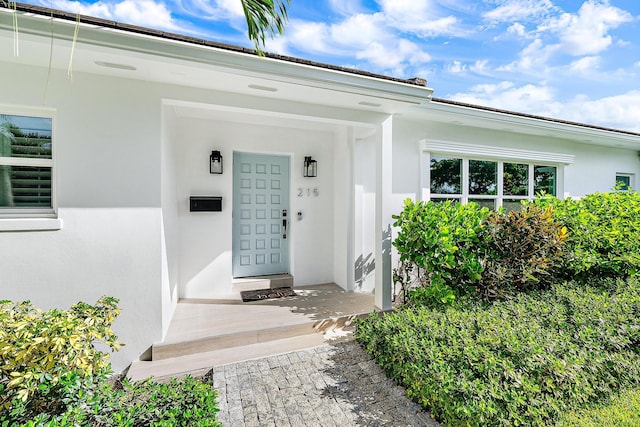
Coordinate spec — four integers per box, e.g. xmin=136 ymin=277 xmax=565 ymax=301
xmin=530 ymin=191 xmax=640 ymax=280
xmin=6 ymin=373 xmax=221 ymax=426
xmin=557 ymin=388 xmax=640 ymax=427
xmin=356 ymin=276 xmax=640 ymax=426
xmin=0 ymin=296 xmax=122 ymax=416
xmin=478 ymin=205 xmax=568 ymax=299
xmin=392 ymin=199 xmax=490 ymax=303
xmin=0 ymin=297 xmax=222 ymax=426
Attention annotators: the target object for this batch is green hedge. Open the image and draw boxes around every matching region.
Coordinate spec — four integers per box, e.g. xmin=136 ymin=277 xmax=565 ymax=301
xmin=557 ymin=388 xmax=640 ymax=427
xmin=393 ymin=192 xmax=640 ymax=305
xmin=530 ymin=191 xmax=640 ymax=279
xmin=356 ymin=276 xmax=640 ymax=426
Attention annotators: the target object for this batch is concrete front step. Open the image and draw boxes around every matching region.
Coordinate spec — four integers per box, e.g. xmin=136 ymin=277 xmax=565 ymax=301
xmin=231 ymin=274 xmax=293 ymax=293
xmin=151 ymin=313 xmax=365 ymax=361
xmin=127 ymin=325 xmax=357 ymax=382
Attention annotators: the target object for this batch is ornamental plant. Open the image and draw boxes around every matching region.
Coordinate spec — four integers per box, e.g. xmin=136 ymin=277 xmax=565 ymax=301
xmin=0 ymin=296 xmax=122 ymax=419
xmin=478 ymin=205 xmax=568 ymax=299
xmin=392 ymin=199 xmax=490 ymax=305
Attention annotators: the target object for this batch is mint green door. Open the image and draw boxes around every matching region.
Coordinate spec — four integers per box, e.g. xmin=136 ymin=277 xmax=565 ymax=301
xmin=233 ymin=152 xmax=290 ymax=277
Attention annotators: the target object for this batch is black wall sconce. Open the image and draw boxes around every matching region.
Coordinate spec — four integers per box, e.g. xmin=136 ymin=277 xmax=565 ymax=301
xmin=210 ymin=150 xmax=223 ymax=174
xmin=303 ymin=156 xmax=317 ymax=177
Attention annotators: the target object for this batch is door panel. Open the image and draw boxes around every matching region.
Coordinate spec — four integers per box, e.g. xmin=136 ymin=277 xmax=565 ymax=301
xmin=233 ymin=152 xmax=290 ymax=277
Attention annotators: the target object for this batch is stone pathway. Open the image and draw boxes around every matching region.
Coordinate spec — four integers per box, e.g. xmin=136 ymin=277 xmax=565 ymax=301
xmin=212 ymin=340 xmax=440 ymax=426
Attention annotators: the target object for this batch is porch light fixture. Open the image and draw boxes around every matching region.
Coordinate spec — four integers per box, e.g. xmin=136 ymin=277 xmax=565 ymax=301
xmin=303 ymin=156 xmax=317 ymax=178
xmin=210 ymin=150 xmax=223 ymax=174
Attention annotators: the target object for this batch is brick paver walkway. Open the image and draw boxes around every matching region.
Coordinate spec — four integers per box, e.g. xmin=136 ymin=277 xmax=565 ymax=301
xmin=213 ymin=340 xmax=440 ymax=426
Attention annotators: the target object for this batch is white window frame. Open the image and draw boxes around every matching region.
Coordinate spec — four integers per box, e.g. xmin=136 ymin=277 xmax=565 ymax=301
xmin=0 ymin=105 xmax=60 ymax=231
xmin=420 ymin=140 xmax=573 ymax=208
xmin=615 ymin=173 xmax=634 ymax=191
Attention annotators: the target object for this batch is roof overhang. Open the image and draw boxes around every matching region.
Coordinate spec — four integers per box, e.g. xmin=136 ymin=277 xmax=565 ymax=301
xmin=412 ymin=99 xmax=640 ymax=150
xmin=0 ymin=5 xmax=433 ymax=115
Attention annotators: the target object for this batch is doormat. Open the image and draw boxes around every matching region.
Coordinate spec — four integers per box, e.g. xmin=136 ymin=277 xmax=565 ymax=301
xmin=241 ymin=287 xmax=296 ymax=302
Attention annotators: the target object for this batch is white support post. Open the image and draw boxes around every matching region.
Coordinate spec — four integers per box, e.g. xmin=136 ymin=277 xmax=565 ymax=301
xmin=375 ymin=116 xmax=393 ymax=311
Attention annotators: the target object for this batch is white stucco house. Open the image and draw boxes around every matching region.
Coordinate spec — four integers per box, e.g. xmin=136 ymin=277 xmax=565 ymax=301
xmin=2 ymin=3 xmax=639 ymax=371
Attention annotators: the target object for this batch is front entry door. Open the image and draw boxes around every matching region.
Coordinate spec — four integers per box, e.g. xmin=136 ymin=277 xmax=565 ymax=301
xmin=233 ymin=152 xmax=290 ymax=277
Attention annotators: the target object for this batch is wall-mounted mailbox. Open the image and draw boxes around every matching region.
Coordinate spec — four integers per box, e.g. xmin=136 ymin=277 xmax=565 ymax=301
xmin=190 ymin=196 xmax=222 ymax=212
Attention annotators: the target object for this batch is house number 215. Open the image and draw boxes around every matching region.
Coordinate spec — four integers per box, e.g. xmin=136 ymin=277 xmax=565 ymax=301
xmin=297 ymin=188 xmax=319 ymax=197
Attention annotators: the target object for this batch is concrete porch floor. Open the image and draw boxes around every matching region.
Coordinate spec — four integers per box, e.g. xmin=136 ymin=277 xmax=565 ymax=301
xmin=127 ymin=283 xmax=377 ymax=381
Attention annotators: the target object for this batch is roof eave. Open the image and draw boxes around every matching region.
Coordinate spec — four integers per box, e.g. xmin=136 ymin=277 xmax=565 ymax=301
xmin=1 ymin=3 xmax=433 ymax=105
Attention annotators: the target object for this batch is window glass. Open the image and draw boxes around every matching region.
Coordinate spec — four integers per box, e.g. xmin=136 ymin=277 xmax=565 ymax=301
xmin=616 ymin=175 xmax=631 ymax=190
xmin=1 ymin=114 xmax=53 ymax=209
xmin=469 ymin=160 xmax=497 ymax=195
xmin=469 ymin=198 xmax=495 ymax=210
xmin=430 ymin=157 xmax=461 ymax=194
xmin=503 ymin=163 xmax=528 ymax=196
xmin=0 ymin=115 xmax=52 ymax=159
xmin=534 ymin=166 xmax=556 ymax=196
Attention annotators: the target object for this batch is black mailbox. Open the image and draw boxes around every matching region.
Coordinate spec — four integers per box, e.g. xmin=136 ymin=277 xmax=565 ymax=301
xmin=190 ymin=196 xmax=222 ymax=212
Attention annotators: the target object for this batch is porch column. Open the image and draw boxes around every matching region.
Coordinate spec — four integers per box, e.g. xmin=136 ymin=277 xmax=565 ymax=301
xmin=374 ymin=116 xmax=393 ymax=311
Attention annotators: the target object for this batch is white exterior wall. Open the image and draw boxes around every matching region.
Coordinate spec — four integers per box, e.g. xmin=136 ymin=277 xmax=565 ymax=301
xmin=173 ymin=117 xmax=336 ymax=297
xmin=0 ymin=63 xmax=164 ymax=371
xmin=353 ymin=136 xmax=377 ymax=293
xmin=160 ymin=107 xmax=179 ymax=338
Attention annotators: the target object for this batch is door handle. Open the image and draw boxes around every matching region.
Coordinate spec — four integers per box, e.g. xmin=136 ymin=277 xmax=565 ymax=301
xmin=282 ymin=209 xmax=287 ymax=239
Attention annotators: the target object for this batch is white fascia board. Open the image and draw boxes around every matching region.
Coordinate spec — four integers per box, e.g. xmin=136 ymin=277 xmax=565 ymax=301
xmin=423 ymin=101 xmax=640 ymax=147
xmin=3 ymin=10 xmax=433 ymax=105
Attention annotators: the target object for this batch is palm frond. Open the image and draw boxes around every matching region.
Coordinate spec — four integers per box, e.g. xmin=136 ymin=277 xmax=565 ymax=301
xmin=240 ymin=0 xmax=290 ymax=55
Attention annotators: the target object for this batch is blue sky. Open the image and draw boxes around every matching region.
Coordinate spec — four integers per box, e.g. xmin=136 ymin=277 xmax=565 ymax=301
xmin=21 ymin=0 xmax=640 ymax=131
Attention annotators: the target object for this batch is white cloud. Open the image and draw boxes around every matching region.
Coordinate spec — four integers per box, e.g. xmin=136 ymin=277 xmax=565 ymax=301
xmin=284 ymin=11 xmax=432 ymax=76
xmin=50 ymin=0 xmax=181 ymax=31
xmin=446 ymin=60 xmax=467 ymax=73
xmin=113 ymin=0 xmax=178 ymax=30
xmin=506 ymin=22 xmax=527 ymax=37
xmin=356 ymin=39 xmax=431 ymax=76
xmin=286 ymin=21 xmax=345 ymax=56
xmin=327 ymin=0 xmax=369 ymax=16
xmin=497 ymin=38 xmax=558 ymax=72
xmin=470 ymin=59 xmax=489 ymax=73
xmin=377 ymin=0 xmax=462 ymax=37
xmin=568 ymin=56 xmax=600 ymax=72
xmin=175 ymin=0 xmax=243 ymax=19
xmin=50 ymin=0 xmax=113 ymax=19
xmin=330 ymin=13 xmax=388 ymax=48
xmin=543 ymin=0 xmax=633 ymax=56
xmin=483 ymin=0 xmax=556 ymax=23
xmin=546 ymin=91 xmax=640 ymax=132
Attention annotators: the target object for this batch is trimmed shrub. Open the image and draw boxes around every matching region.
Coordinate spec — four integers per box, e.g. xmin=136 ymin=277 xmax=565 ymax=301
xmin=557 ymin=388 xmax=640 ymax=427
xmin=356 ymin=276 xmax=640 ymax=426
xmin=392 ymin=199 xmax=490 ymax=303
xmin=478 ymin=205 xmax=568 ymax=299
xmin=530 ymin=191 xmax=640 ymax=280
